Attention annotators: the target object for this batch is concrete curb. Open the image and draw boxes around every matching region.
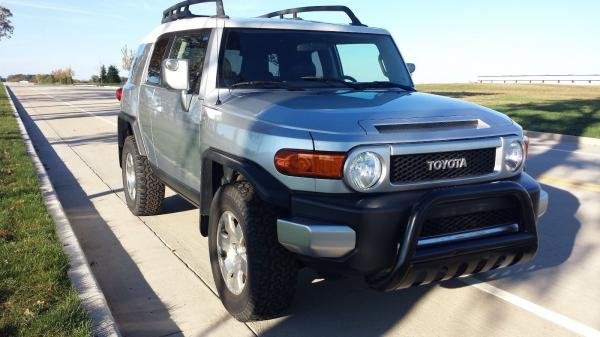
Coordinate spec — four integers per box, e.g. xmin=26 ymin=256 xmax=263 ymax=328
xmin=525 ymin=130 xmax=600 ymax=147
xmin=4 ymin=85 xmax=121 ymax=337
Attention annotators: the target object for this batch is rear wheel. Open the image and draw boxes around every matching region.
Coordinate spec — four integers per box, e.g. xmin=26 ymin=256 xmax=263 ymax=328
xmin=209 ymin=181 xmax=298 ymax=321
xmin=121 ymin=135 xmax=165 ymax=215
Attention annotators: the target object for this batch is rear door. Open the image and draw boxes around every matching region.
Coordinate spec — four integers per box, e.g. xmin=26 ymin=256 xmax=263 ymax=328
xmin=144 ymin=30 xmax=212 ymax=199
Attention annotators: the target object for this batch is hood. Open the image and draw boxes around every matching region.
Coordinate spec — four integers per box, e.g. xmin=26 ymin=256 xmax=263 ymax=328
xmin=220 ymin=90 xmax=518 ymax=146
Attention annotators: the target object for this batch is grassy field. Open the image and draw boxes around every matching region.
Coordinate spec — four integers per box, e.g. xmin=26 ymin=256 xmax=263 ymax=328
xmin=0 ymin=84 xmax=92 ymax=336
xmin=418 ymin=84 xmax=600 ymax=138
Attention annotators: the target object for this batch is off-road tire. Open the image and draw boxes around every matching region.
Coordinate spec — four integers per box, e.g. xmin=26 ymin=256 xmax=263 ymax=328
xmin=122 ymin=135 xmax=165 ymax=216
xmin=209 ymin=181 xmax=298 ymax=321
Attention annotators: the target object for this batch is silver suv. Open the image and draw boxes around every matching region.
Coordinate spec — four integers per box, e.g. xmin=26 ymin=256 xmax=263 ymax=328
xmin=118 ymin=0 xmax=549 ymax=321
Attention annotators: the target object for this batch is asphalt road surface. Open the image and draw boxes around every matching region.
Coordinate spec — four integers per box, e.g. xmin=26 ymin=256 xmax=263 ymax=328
xmin=7 ymin=84 xmax=600 ymax=337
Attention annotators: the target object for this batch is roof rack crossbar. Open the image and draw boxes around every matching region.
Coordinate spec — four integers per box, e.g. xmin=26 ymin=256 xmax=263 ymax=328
xmin=259 ymin=6 xmax=366 ymax=27
xmin=162 ymin=0 xmax=227 ymax=24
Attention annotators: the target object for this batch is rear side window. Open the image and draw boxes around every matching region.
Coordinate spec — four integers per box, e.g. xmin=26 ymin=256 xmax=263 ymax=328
xmin=129 ymin=44 xmax=150 ymax=85
xmin=146 ymin=37 xmax=170 ymax=85
xmin=168 ymin=30 xmax=211 ymax=93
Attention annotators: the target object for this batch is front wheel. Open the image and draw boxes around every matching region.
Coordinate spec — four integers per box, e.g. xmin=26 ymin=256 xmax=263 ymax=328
xmin=121 ymin=135 xmax=165 ymax=216
xmin=208 ymin=181 xmax=298 ymax=321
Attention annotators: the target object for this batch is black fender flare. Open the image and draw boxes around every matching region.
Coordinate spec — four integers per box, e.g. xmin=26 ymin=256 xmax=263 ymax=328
xmin=117 ymin=111 xmax=146 ymax=166
xmin=200 ymin=148 xmax=291 ymax=235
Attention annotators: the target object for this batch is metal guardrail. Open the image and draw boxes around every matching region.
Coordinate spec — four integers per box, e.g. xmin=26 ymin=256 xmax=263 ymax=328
xmin=478 ymin=74 xmax=600 ymax=85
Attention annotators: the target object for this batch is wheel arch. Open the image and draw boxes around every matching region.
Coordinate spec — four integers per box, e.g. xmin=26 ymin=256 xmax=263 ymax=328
xmin=118 ymin=111 xmax=147 ymax=167
xmin=200 ymin=148 xmax=291 ymax=236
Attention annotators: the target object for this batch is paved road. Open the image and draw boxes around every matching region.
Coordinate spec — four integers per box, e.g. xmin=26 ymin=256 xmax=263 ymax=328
xmin=7 ymin=84 xmax=600 ymax=337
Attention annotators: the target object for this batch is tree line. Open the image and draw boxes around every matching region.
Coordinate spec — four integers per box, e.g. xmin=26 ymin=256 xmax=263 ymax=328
xmin=5 ymin=68 xmax=75 ymax=84
xmin=91 ymin=65 xmax=122 ymax=84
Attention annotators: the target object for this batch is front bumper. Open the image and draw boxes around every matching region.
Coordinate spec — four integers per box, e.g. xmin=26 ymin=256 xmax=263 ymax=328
xmin=277 ymin=173 xmax=544 ymax=291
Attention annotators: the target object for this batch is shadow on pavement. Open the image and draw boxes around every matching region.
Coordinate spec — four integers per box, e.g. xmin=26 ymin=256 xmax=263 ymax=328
xmin=161 ymin=194 xmax=196 ymax=215
xmin=442 ymin=136 xmax=582 ymax=298
xmin=259 ymin=270 xmax=431 ymax=337
xmin=8 ymin=87 xmax=183 ymax=337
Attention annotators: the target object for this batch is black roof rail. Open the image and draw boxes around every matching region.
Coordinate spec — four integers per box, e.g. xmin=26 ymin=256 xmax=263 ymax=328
xmin=162 ymin=0 xmax=227 ymax=24
xmin=259 ymin=6 xmax=366 ymax=27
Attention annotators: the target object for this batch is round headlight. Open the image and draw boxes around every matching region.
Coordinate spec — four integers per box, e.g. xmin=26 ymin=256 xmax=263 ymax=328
xmin=504 ymin=141 xmax=524 ymax=172
xmin=345 ymin=152 xmax=383 ymax=191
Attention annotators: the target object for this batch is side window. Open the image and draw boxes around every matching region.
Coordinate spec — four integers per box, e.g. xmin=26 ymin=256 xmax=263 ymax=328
xmin=222 ymin=51 xmax=243 ymax=86
xmin=129 ymin=44 xmax=150 ymax=85
xmin=169 ymin=30 xmax=211 ymax=93
xmin=336 ymin=44 xmax=388 ymax=82
xmin=147 ymin=37 xmax=170 ymax=86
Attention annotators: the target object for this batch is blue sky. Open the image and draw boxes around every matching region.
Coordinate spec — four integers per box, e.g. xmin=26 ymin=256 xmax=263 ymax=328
xmin=0 ymin=0 xmax=598 ymax=83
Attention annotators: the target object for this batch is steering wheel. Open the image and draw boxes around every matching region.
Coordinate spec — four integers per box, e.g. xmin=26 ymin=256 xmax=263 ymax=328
xmin=342 ymin=75 xmax=358 ymax=83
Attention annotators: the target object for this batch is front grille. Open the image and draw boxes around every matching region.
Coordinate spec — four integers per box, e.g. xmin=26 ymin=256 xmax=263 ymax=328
xmin=420 ymin=208 xmax=519 ymax=238
xmin=390 ymin=148 xmax=496 ymax=184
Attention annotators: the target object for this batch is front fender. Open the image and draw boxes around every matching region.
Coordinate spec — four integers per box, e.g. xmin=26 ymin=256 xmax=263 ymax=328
xmin=200 ymin=148 xmax=291 ymax=215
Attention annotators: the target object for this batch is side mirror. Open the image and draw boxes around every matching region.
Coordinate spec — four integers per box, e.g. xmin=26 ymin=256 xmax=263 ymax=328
xmin=407 ymin=63 xmax=416 ymax=74
xmin=162 ymin=59 xmax=189 ymax=91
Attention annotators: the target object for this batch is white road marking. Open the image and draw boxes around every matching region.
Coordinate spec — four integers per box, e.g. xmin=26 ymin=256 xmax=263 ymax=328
xmin=461 ymin=277 xmax=600 ymax=337
xmin=36 ymin=89 xmax=117 ymax=127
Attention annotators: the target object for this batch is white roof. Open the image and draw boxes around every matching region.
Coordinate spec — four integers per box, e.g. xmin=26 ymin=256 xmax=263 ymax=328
xmin=141 ymin=17 xmax=389 ymax=43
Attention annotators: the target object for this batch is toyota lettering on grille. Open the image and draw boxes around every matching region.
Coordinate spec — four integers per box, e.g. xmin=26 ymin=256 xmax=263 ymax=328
xmin=426 ymin=158 xmax=468 ymax=171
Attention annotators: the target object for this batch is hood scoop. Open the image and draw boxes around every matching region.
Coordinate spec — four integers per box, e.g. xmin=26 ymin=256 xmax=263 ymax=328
xmin=373 ymin=119 xmax=489 ymax=134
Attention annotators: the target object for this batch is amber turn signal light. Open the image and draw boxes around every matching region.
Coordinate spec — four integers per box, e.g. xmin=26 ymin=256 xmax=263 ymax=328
xmin=275 ymin=150 xmax=346 ymax=179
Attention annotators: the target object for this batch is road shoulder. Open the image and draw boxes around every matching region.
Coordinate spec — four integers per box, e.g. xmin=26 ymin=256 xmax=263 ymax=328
xmin=4 ymin=84 xmax=120 ymax=336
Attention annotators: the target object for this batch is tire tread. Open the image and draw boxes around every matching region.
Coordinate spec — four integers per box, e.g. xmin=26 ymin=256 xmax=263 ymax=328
xmin=122 ymin=135 xmax=165 ymax=216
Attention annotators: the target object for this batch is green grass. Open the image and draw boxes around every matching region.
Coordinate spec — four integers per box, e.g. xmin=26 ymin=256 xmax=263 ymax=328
xmin=418 ymin=84 xmax=600 ymax=138
xmin=0 ymin=83 xmax=92 ymax=337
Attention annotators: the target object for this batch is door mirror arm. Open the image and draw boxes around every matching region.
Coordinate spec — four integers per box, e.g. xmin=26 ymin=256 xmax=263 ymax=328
xmin=180 ymin=91 xmax=193 ymax=111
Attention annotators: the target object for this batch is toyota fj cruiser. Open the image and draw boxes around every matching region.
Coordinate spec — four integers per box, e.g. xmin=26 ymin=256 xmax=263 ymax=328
xmin=117 ymin=0 xmax=549 ymax=321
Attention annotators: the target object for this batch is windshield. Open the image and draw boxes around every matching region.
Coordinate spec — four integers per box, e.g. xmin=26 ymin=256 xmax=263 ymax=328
xmin=218 ymin=29 xmax=414 ymax=90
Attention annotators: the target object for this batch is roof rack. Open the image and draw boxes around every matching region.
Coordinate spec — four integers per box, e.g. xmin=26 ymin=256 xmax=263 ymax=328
xmin=259 ymin=5 xmax=366 ymax=27
xmin=162 ymin=0 xmax=227 ymax=24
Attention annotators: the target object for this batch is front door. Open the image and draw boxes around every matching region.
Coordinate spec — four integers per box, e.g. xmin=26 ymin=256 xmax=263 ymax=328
xmin=141 ymin=30 xmax=211 ymax=197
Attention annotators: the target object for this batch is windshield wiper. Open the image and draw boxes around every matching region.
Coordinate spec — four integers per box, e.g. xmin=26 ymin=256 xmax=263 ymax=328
xmin=357 ymin=81 xmax=416 ymax=92
xmin=299 ymin=77 xmax=360 ymax=89
xmin=228 ymin=81 xmax=302 ymax=91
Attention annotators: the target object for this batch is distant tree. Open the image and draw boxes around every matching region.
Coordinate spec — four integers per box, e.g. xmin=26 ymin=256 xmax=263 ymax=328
xmin=51 ymin=68 xmax=74 ymax=84
xmin=100 ymin=65 xmax=107 ymax=84
xmin=0 ymin=6 xmax=13 ymax=41
xmin=90 ymin=75 xmax=100 ymax=83
xmin=36 ymin=74 xmax=54 ymax=84
xmin=121 ymin=45 xmax=134 ymax=72
xmin=106 ymin=65 xmax=121 ymax=84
